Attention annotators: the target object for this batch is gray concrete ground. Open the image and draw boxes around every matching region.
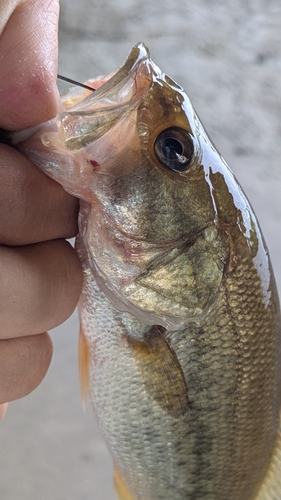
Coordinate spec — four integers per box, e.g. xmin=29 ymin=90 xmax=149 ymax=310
xmin=1 ymin=0 xmax=281 ymax=499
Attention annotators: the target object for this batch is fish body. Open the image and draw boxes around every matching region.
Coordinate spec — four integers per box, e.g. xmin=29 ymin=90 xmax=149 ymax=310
xmin=13 ymin=44 xmax=281 ymax=499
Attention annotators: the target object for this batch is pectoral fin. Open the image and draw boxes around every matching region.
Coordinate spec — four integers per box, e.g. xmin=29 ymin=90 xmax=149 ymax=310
xmin=114 ymin=467 xmax=135 ymax=500
xmin=129 ymin=326 xmax=188 ymax=418
xmin=78 ymin=325 xmax=90 ymax=409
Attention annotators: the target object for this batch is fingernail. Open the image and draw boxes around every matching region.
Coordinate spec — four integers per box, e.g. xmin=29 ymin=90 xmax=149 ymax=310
xmin=0 ymin=402 xmax=8 ymax=421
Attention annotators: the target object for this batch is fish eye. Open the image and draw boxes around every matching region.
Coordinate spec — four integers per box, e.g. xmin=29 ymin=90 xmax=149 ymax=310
xmin=154 ymin=127 xmax=194 ymax=172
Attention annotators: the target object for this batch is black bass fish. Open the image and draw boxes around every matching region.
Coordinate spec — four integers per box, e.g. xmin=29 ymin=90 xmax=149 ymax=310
xmin=8 ymin=43 xmax=281 ymax=499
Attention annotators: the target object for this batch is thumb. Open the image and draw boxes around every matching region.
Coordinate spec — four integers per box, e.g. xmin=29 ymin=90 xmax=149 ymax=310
xmin=0 ymin=0 xmax=60 ymax=130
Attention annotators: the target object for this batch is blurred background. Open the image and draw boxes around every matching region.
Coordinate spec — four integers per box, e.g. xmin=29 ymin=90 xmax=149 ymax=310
xmin=1 ymin=0 xmax=281 ymax=499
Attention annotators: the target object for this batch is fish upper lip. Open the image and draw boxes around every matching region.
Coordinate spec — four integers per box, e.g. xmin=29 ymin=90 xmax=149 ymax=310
xmin=56 ymin=45 xmax=154 ymax=151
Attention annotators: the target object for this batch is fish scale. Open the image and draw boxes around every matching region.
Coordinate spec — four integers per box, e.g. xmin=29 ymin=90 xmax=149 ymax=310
xmin=78 ymin=244 xmax=280 ymax=499
xmin=6 ymin=43 xmax=281 ymax=499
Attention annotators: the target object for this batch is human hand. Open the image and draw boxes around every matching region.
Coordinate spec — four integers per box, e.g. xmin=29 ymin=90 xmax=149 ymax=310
xmin=0 ymin=0 xmax=83 ymax=415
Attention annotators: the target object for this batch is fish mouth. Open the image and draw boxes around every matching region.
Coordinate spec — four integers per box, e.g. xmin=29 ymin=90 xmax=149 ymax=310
xmin=56 ymin=43 xmax=157 ymax=150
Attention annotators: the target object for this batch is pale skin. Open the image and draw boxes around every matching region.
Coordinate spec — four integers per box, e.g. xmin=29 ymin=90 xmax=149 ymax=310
xmin=0 ymin=0 xmax=83 ymax=417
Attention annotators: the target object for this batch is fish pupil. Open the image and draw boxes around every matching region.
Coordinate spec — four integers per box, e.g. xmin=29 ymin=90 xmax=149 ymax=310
xmin=162 ymin=138 xmax=183 ymax=160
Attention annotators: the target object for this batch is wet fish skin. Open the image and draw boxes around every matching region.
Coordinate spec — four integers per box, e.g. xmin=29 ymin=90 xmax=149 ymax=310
xmin=10 ymin=43 xmax=281 ymax=499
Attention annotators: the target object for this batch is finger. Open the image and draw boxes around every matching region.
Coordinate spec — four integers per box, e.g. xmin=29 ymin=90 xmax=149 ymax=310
xmin=0 ymin=333 xmax=53 ymax=404
xmin=0 ymin=240 xmax=83 ymax=339
xmin=0 ymin=0 xmax=60 ymax=130
xmin=0 ymin=144 xmax=79 ymax=245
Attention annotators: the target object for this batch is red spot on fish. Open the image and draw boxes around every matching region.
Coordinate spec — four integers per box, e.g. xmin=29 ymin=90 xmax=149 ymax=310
xmin=88 ymin=159 xmax=100 ymax=169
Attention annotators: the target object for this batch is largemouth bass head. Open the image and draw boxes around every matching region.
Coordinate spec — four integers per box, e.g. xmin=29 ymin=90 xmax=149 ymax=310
xmin=19 ymin=43 xmax=254 ymax=330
